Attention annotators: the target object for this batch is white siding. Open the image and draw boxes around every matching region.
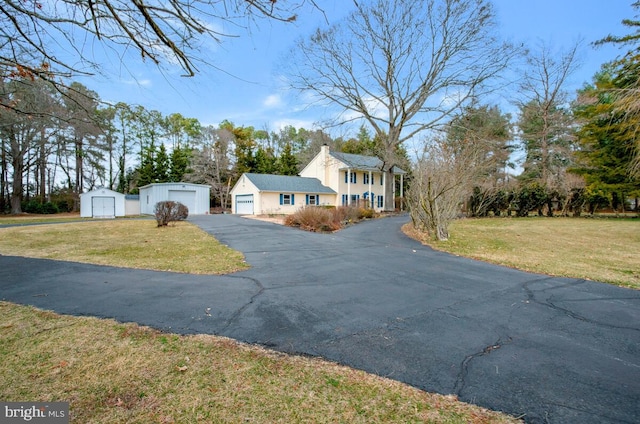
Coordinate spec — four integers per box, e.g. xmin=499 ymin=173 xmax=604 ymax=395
xmin=139 ymin=183 xmax=210 ymax=215
xmin=80 ymin=188 xmax=126 ymax=218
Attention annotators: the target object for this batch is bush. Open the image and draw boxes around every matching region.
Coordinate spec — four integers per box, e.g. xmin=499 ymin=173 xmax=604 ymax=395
xmin=21 ymin=199 xmax=60 ymax=214
xmin=284 ymin=205 xmax=377 ymax=232
xmin=284 ymin=206 xmax=340 ymax=232
xmin=154 ymin=201 xmax=189 ymax=227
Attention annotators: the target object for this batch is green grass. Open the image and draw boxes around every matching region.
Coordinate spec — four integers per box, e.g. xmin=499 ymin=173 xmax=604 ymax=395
xmin=404 ymin=216 xmax=640 ymax=289
xmin=0 ymin=302 xmax=520 ymax=423
xmin=0 ymin=219 xmax=248 ymax=274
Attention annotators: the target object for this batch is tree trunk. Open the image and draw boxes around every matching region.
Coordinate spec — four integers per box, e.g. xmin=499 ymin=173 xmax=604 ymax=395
xmin=10 ymin=153 xmax=23 ymax=214
xmin=1 ymin=139 xmax=7 ymax=212
xmin=384 ymin=168 xmax=395 ymax=212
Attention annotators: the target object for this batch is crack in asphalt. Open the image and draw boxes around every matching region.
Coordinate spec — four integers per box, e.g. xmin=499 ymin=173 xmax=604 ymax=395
xmin=219 ymin=275 xmax=265 ymax=333
xmin=454 ymin=336 xmax=513 ymax=397
xmin=523 ymin=278 xmax=640 ymax=332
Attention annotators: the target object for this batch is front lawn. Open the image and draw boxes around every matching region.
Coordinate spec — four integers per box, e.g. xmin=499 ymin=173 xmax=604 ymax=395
xmin=0 ymin=219 xmax=248 ymax=274
xmin=404 ymin=217 xmax=640 ymax=289
xmin=0 ymin=302 xmax=520 ymax=423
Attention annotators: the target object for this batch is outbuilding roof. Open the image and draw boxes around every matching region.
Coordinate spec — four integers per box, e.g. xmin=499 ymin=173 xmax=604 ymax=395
xmin=243 ymin=173 xmax=336 ymax=194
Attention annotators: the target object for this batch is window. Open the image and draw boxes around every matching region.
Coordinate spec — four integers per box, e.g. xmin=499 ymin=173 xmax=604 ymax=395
xmin=363 ymin=173 xmax=369 ymax=184
xmin=342 ymin=194 xmax=348 ymax=206
xmin=377 ymin=195 xmax=384 ymax=208
xmin=306 ymin=194 xmax=318 ymax=205
xmin=345 ymin=170 xmax=356 ymax=183
xmin=351 ymin=194 xmax=359 ymax=204
xmin=279 ymin=193 xmax=295 ymax=205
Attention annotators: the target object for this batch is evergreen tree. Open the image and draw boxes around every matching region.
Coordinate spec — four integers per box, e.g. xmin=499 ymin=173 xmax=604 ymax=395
xmin=573 ymin=67 xmax=640 ymax=210
xmin=156 ymin=143 xmax=170 ymax=182
xmin=137 ymin=141 xmax=158 ymax=187
xmin=169 ymin=145 xmax=191 ymax=182
xmin=255 ymin=146 xmax=277 ymax=174
xmin=278 ymin=142 xmax=298 ymax=175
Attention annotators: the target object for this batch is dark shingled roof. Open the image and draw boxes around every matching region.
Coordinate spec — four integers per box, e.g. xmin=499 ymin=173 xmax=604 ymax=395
xmin=329 ymin=151 xmax=406 ymax=174
xmin=244 ymin=173 xmax=336 ymax=193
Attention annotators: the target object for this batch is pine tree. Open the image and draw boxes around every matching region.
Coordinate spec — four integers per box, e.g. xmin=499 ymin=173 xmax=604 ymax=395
xmin=278 ymin=142 xmax=298 ymax=175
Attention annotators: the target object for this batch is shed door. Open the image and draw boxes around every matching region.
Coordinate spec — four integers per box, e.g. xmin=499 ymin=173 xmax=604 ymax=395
xmin=168 ymin=190 xmax=196 ymax=213
xmin=92 ymin=196 xmax=115 ymax=218
xmin=235 ymin=194 xmax=254 ymax=215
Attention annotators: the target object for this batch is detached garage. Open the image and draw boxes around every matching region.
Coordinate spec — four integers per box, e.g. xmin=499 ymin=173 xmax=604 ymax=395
xmin=139 ymin=182 xmax=211 ymax=215
xmin=80 ymin=188 xmax=126 ymax=218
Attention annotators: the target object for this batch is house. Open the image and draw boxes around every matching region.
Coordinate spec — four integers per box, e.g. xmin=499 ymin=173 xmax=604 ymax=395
xmin=230 ymin=145 xmax=405 ymax=215
xmin=300 ymin=144 xmax=405 ymax=210
xmin=231 ymin=173 xmax=336 ymax=215
xmin=139 ymin=182 xmax=211 ymax=215
xmin=80 ymin=188 xmax=126 ymax=218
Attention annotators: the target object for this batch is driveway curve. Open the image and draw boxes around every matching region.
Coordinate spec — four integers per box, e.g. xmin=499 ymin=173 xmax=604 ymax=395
xmin=1 ymin=214 xmax=639 ymax=424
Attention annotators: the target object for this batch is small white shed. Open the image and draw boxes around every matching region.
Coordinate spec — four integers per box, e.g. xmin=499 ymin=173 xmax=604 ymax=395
xmin=80 ymin=188 xmax=126 ymax=218
xmin=139 ymin=182 xmax=211 ymax=215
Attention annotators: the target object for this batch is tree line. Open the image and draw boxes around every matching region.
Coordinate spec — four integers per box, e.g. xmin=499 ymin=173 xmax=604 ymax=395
xmin=0 ymin=77 xmax=405 ymax=213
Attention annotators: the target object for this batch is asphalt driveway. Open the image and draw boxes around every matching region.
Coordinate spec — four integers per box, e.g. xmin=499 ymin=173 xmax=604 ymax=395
xmin=1 ymin=214 xmax=639 ymax=423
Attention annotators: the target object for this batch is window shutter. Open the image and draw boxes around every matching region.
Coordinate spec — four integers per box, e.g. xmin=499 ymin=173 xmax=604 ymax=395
xmin=345 ymin=171 xmax=348 ymax=183
xmin=306 ymin=194 xmax=309 ymax=205
xmin=291 ymin=194 xmax=295 ymax=205
xmin=279 ymin=193 xmax=283 ymax=205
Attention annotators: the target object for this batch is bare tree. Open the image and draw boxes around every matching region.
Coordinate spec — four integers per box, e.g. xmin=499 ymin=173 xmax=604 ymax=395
xmin=286 ymin=0 xmax=518 ymax=210
xmin=517 ymin=41 xmax=581 ymax=215
xmin=187 ymin=125 xmax=233 ymax=208
xmin=407 ymin=135 xmax=486 ymax=241
xmin=0 ymin=0 xmax=320 ymax=110
xmin=0 ymin=76 xmax=59 ymax=213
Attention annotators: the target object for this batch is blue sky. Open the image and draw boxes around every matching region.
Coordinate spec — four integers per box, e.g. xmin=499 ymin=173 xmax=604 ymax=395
xmin=80 ymin=0 xmax=635 ymax=135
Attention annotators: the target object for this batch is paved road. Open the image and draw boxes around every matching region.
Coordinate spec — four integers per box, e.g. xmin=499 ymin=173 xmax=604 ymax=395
xmin=1 ymin=214 xmax=639 ymax=423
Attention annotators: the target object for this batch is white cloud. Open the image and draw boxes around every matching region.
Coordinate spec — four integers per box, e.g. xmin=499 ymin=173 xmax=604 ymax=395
xmin=263 ymin=94 xmax=283 ymax=108
xmin=122 ymin=78 xmax=152 ymax=87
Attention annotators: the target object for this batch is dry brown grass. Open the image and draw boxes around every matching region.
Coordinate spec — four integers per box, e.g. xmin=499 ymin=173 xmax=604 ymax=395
xmin=0 ymin=302 xmax=520 ymax=423
xmin=404 ymin=217 xmax=640 ymax=289
xmin=0 ymin=219 xmax=248 ymax=274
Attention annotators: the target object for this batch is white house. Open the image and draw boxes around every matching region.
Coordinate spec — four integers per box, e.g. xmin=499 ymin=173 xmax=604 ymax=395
xmin=300 ymin=145 xmax=405 ymax=210
xmin=80 ymin=188 xmax=126 ymax=218
xmin=230 ymin=173 xmax=336 ymax=215
xmin=230 ymin=146 xmax=404 ymax=215
xmin=138 ymin=182 xmax=211 ymax=215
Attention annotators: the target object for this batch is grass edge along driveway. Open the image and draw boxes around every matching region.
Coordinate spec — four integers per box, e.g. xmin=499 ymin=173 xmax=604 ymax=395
xmin=403 ymin=216 xmax=640 ymax=290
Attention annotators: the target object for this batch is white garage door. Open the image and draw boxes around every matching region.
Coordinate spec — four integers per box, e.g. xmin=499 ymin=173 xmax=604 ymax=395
xmin=168 ymin=190 xmax=196 ymax=213
xmin=235 ymin=194 xmax=254 ymax=214
xmin=92 ymin=196 xmax=115 ymax=218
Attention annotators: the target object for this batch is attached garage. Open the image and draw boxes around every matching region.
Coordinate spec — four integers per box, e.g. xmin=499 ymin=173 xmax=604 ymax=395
xmin=230 ymin=173 xmax=336 ymax=215
xmin=139 ymin=182 xmax=211 ymax=215
xmin=80 ymin=188 xmax=126 ymax=218
xmin=235 ymin=194 xmax=254 ymax=215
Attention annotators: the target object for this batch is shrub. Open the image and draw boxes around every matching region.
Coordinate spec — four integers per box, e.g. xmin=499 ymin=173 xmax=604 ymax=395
xmin=154 ymin=201 xmax=189 ymax=227
xmin=21 ymin=199 xmax=59 ymax=214
xmin=284 ymin=206 xmax=341 ymax=232
xmin=358 ymin=207 xmax=375 ymax=219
